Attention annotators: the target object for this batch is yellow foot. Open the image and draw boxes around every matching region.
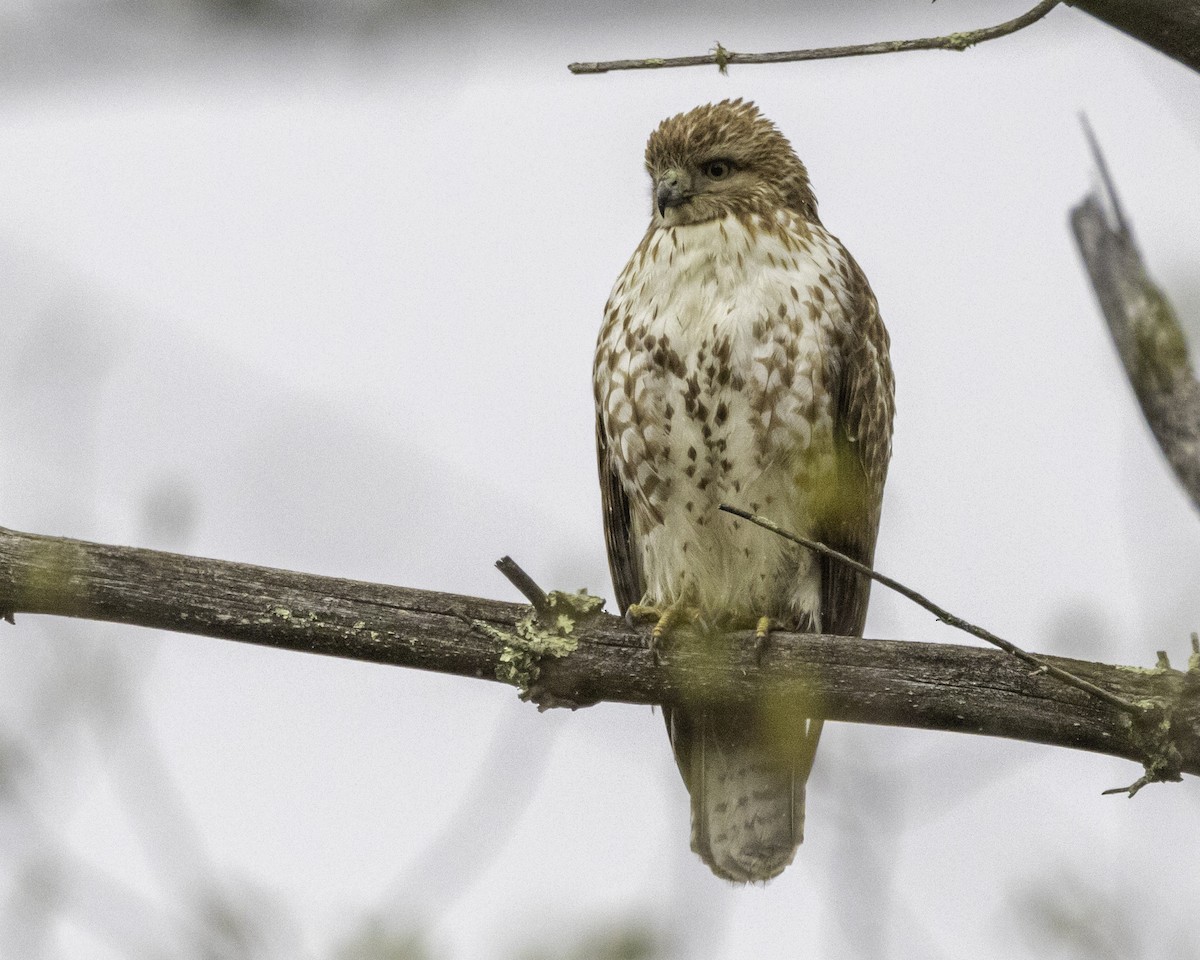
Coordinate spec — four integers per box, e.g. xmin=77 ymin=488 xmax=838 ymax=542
xmin=625 ymin=600 xmax=697 ymax=663
xmin=652 ymin=602 xmax=693 ymax=641
xmin=625 ymin=603 xmax=663 ymax=624
xmin=754 ymin=615 xmax=771 ymax=664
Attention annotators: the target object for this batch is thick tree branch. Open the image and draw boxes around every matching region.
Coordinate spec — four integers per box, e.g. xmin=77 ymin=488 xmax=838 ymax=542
xmin=1069 ymin=0 xmax=1200 ymax=74
xmin=1070 ymin=122 xmax=1200 ymax=513
xmin=568 ymin=0 xmax=1061 ymax=74
xmin=2 ymin=525 xmax=1198 ymax=787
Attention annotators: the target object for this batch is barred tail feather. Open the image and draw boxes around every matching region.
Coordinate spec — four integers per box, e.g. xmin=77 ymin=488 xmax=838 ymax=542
xmin=669 ymin=708 xmax=822 ymax=883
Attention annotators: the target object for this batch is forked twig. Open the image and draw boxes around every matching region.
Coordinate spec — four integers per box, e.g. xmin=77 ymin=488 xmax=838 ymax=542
xmin=719 ymin=504 xmax=1141 ymax=716
xmin=569 ymin=0 xmax=1060 ymax=74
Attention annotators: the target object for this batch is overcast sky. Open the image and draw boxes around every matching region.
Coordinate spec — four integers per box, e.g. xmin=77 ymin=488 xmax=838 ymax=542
xmin=1 ymin=3 xmax=1199 ymax=958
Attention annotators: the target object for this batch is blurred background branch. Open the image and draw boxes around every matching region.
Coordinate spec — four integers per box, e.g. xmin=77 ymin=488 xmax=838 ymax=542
xmin=1071 ymin=121 xmax=1200 ymax=513
xmin=2 ymin=524 xmax=1198 ymax=781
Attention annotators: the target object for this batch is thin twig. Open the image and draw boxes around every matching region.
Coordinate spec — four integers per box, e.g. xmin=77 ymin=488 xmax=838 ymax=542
xmin=719 ymin=504 xmax=1142 ymax=716
xmin=1101 ymin=774 xmax=1154 ymax=798
xmin=494 ymin=555 xmax=550 ymax=619
xmin=568 ymin=0 xmax=1060 ymax=74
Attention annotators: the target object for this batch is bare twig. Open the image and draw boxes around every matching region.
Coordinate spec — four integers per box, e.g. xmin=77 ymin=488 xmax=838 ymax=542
xmin=494 ymin=555 xmax=550 ymax=619
xmin=1070 ymin=122 xmax=1200 ymax=513
xmin=1101 ymin=773 xmax=1155 ymax=798
xmin=719 ymin=504 xmax=1141 ymax=716
xmin=568 ymin=0 xmax=1060 ymax=74
xmin=1081 ymin=114 xmax=1129 ymax=235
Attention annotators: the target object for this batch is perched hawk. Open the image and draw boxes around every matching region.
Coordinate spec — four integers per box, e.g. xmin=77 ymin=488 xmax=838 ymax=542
xmin=594 ymin=100 xmax=894 ymax=882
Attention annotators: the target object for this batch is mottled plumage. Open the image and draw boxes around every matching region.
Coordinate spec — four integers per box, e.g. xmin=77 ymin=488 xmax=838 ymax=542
xmin=594 ymin=100 xmax=894 ymax=882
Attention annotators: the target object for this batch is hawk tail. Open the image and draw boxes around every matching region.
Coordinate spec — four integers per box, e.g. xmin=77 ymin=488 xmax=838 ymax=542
xmin=669 ymin=707 xmax=822 ymax=883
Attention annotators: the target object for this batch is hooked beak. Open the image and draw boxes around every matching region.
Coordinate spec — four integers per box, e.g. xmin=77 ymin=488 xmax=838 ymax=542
xmin=655 ymin=170 xmax=688 ymax=217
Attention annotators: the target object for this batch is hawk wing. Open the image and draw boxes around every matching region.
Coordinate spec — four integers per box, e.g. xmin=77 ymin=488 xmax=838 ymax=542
xmin=597 ymin=420 xmax=709 ymax=832
xmin=596 ymin=420 xmax=644 ymax=614
xmin=819 ymin=250 xmax=895 ymax=640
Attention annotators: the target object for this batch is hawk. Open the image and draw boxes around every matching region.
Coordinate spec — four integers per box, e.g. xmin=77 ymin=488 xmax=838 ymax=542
xmin=594 ymin=100 xmax=894 ymax=882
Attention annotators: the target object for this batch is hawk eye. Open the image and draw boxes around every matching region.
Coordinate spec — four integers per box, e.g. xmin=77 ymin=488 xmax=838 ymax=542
xmin=704 ymin=160 xmax=732 ymax=180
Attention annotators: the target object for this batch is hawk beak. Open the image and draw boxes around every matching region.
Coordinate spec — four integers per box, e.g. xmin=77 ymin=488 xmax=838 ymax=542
xmin=656 ymin=172 xmax=687 ymax=217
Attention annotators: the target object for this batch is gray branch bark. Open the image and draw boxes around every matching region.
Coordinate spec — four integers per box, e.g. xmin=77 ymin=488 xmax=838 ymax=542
xmin=1070 ymin=129 xmax=1200 ymax=513
xmin=2 ymin=525 xmax=1198 ymax=784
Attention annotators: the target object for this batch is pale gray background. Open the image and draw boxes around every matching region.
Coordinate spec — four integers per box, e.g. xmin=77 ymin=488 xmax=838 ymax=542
xmin=1 ymin=2 xmax=1198 ymax=957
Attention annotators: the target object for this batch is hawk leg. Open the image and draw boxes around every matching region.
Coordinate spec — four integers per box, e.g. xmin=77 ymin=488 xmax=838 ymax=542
xmin=754 ymin=615 xmax=772 ymax=665
xmin=625 ymin=602 xmax=663 ymax=624
xmin=625 ymin=598 xmax=699 ymax=662
xmin=651 ymin=599 xmax=697 ymax=641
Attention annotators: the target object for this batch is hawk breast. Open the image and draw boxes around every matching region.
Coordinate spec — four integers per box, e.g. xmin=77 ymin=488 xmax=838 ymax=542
xmin=595 ymin=211 xmax=856 ymax=625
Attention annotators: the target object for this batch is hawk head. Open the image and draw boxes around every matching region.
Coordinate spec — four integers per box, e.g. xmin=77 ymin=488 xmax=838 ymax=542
xmin=644 ymin=99 xmax=819 ymax=227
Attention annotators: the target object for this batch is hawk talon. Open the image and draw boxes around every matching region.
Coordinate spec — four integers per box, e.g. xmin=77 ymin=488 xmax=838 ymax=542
xmin=626 ymin=601 xmax=702 ymax=664
xmin=651 ymin=601 xmax=704 ymax=664
xmin=652 ymin=604 xmax=689 ymax=640
xmin=625 ymin=603 xmax=669 ymax=663
xmin=754 ymin=615 xmax=772 ymax=665
xmin=625 ymin=603 xmax=663 ymax=625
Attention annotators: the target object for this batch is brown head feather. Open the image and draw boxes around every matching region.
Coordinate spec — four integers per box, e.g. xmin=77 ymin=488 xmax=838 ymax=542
xmin=644 ymin=99 xmax=819 ymax=225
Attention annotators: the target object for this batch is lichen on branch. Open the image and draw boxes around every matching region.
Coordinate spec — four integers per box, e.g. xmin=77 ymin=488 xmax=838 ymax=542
xmin=479 ymin=590 xmax=606 ymax=696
